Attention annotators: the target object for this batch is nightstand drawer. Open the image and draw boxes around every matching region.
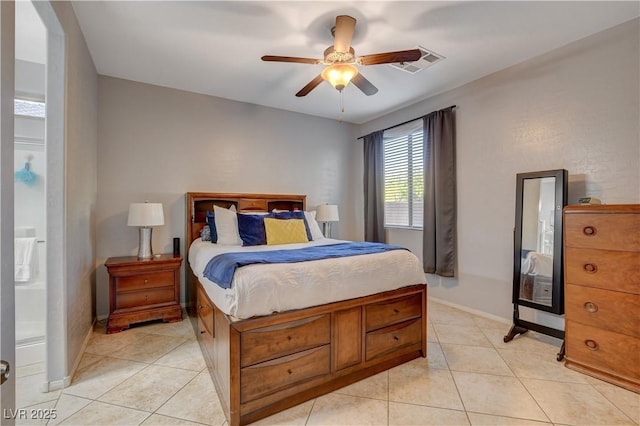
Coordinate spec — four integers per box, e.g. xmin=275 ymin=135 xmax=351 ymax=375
xmin=117 ymin=271 xmax=175 ymax=292
xmin=116 ymin=286 xmax=175 ymax=309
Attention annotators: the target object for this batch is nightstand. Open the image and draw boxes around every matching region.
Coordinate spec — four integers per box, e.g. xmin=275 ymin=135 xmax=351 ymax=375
xmin=105 ymin=253 xmax=183 ymax=333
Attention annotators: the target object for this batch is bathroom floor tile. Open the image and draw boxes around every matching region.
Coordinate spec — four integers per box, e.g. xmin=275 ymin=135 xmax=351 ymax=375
xmin=333 ymin=370 xmax=388 ymax=400
xmin=466 ymin=412 xmax=553 ymax=425
xmin=306 ymin=393 xmax=388 ymax=426
xmin=521 ymin=378 xmax=636 ymax=425
xmin=434 ymin=323 xmax=493 ymax=347
xmin=442 ymin=344 xmax=513 ymax=376
xmin=389 ymin=402 xmax=470 ymax=425
xmin=57 ymin=401 xmax=150 ymax=425
xmin=153 ymin=338 xmax=206 ymax=372
xmin=109 ymin=333 xmax=187 ymax=363
xmin=16 ymin=372 xmax=61 ymax=409
xmin=98 ymin=364 xmax=198 ymax=412
xmin=498 ymin=348 xmax=588 ymax=383
xmin=389 ymin=358 xmax=464 ymax=410
xmin=251 ymin=400 xmax=315 ymax=426
xmin=452 ymin=371 xmax=549 ymax=422
xmin=63 ymin=356 xmax=146 ymax=400
xmin=156 ymin=371 xmax=226 ymax=425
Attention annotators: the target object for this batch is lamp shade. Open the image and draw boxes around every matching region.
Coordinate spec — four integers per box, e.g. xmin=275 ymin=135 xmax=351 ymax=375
xmin=316 ymin=204 xmax=339 ymax=222
xmin=321 ymin=64 xmax=358 ymax=92
xmin=127 ymin=203 xmax=165 ymax=227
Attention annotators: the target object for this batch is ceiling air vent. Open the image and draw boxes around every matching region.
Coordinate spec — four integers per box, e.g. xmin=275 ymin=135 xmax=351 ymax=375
xmin=388 ymin=46 xmax=444 ymax=74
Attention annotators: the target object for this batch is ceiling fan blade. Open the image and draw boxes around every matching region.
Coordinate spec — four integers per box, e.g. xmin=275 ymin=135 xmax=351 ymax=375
xmin=357 ymin=49 xmax=422 ymax=66
xmin=296 ymin=74 xmax=324 ymax=97
xmin=333 ymin=15 xmax=356 ymax=53
xmin=351 ymin=73 xmax=378 ymax=96
xmin=262 ymin=55 xmax=322 ymax=65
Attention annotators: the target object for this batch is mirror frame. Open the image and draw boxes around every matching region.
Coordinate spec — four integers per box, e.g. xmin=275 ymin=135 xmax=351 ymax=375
xmin=512 ymin=169 xmax=568 ymax=314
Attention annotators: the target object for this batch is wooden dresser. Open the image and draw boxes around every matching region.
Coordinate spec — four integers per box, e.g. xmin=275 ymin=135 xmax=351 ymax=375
xmin=106 ymin=254 xmax=183 ymax=333
xmin=563 ymin=204 xmax=639 ymax=392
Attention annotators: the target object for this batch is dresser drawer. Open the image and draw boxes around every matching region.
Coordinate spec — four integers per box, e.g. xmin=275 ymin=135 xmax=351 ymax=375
xmin=240 ymin=314 xmax=330 ymax=367
xmin=366 ymin=318 xmax=422 ymax=360
xmin=565 ymin=248 xmax=639 ymax=294
xmin=116 ymin=286 xmax=175 ymax=309
xmin=565 ymin=284 xmax=640 ymax=338
xmin=117 ymin=271 xmax=175 ymax=292
xmin=366 ymin=293 xmax=422 ymax=331
xmin=566 ymin=321 xmax=640 ymax=380
xmin=564 ymin=213 xmax=640 ymax=252
xmin=240 ymin=345 xmax=330 ymax=403
xmin=197 ymin=286 xmax=214 ymax=337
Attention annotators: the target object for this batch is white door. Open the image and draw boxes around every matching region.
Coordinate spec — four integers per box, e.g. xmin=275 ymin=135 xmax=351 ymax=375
xmin=0 ymin=1 xmax=17 ymax=423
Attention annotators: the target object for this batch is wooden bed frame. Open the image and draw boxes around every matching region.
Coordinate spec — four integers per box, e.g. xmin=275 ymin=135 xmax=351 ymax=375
xmin=185 ymin=192 xmax=427 ymax=426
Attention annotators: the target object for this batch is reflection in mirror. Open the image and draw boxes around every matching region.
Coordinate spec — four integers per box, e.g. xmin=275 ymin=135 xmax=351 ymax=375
xmin=519 ymin=177 xmax=556 ymax=306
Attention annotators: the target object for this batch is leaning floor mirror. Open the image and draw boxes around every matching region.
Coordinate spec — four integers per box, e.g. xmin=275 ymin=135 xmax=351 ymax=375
xmin=504 ymin=169 xmax=568 ymax=352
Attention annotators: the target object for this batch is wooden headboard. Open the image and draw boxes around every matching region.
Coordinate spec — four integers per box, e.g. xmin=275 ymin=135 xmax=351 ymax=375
xmin=185 ymin=192 xmax=306 ymax=247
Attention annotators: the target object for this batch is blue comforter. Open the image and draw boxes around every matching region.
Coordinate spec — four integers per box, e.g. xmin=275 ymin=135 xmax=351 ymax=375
xmin=203 ymin=242 xmax=407 ymax=289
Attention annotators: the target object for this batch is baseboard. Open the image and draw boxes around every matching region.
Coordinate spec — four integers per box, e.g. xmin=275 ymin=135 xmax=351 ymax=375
xmin=428 ymin=296 xmax=511 ymax=325
xmin=47 ymin=317 xmax=96 ymax=391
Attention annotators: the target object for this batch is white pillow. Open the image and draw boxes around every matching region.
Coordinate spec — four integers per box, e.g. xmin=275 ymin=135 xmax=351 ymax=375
xmin=305 ymin=210 xmax=325 ymax=240
xmin=214 ymin=204 xmax=242 ymax=245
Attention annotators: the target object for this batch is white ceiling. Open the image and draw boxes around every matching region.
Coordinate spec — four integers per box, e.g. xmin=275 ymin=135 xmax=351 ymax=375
xmin=60 ymin=2 xmax=636 ymax=123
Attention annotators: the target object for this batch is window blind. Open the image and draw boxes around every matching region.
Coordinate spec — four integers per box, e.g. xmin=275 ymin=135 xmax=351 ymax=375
xmin=384 ymin=129 xmax=424 ymax=228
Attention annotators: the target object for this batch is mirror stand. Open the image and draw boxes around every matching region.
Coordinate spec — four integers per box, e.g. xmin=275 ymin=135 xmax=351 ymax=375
xmin=504 ymin=305 xmax=565 ymax=361
xmin=504 ymin=169 xmax=568 ymax=361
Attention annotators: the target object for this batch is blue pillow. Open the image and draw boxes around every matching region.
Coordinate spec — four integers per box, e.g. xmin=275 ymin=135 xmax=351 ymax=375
xmin=273 ymin=211 xmax=313 ymax=241
xmin=237 ymin=213 xmax=273 ymax=246
xmin=205 ymin=210 xmax=218 ymax=243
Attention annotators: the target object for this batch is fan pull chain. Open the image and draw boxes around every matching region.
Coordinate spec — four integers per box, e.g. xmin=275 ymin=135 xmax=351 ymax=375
xmin=340 ymin=90 xmax=345 ymax=113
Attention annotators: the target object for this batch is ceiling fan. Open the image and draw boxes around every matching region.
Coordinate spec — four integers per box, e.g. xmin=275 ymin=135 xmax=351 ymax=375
xmin=262 ymin=15 xmax=421 ymax=97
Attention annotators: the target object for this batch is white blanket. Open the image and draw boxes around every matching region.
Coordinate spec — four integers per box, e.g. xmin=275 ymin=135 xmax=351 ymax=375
xmin=189 ymin=238 xmax=426 ymax=319
xmin=522 ymin=251 xmax=553 ymax=277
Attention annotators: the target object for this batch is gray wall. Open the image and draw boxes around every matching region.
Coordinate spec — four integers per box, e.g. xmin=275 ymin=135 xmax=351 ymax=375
xmin=356 ymin=18 xmax=640 ymax=322
xmin=96 ymin=77 xmax=357 ymax=319
xmin=50 ymin=1 xmax=98 ymax=382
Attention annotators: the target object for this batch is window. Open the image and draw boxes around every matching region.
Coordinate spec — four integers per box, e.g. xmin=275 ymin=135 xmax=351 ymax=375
xmin=384 ymin=122 xmax=423 ymax=228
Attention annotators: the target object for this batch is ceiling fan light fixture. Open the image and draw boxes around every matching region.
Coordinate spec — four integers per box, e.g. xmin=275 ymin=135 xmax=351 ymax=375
xmin=321 ymin=63 xmax=358 ymax=92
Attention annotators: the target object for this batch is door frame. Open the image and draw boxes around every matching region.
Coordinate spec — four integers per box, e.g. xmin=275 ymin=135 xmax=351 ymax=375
xmin=0 ymin=0 xmax=17 ymax=420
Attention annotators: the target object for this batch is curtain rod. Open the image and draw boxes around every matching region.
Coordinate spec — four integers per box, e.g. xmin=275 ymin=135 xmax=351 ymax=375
xmin=356 ymin=105 xmax=457 ymax=140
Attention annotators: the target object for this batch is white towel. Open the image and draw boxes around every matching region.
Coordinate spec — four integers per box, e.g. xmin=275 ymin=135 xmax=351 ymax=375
xmin=15 ymin=237 xmax=39 ymax=282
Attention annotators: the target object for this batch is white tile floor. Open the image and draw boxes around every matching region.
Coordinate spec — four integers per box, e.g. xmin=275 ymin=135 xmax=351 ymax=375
xmin=15 ymin=300 xmax=640 ymax=425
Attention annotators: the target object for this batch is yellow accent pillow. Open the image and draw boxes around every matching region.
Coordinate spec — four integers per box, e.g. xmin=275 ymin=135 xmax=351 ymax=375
xmin=264 ymin=218 xmax=309 ymax=245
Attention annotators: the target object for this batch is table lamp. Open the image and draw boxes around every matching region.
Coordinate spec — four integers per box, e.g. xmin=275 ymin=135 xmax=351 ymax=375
xmin=128 ymin=202 xmax=164 ymax=259
xmin=316 ymin=204 xmax=339 ymax=238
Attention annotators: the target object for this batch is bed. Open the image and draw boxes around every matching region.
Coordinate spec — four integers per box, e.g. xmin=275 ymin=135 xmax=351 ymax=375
xmin=185 ymin=192 xmax=427 ymax=425
xmin=519 ymin=250 xmax=553 ymax=304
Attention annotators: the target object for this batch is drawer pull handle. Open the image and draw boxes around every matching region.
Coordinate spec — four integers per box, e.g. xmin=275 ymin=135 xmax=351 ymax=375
xmin=583 ymin=264 xmax=597 ymax=273
xmin=144 ymin=279 xmax=148 ymax=283
xmin=583 ymin=302 xmax=598 ymax=313
xmin=585 ymin=339 xmax=599 ymax=351
xmin=582 ymin=226 xmax=597 ymax=236
xmin=287 ymin=369 xmax=293 ymax=375
xmin=287 ymin=335 xmax=292 ymax=341
xmin=393 ymin=309 xmax=400 ymax=314
xmin=393 ymin=336 xmax=399 ymax=341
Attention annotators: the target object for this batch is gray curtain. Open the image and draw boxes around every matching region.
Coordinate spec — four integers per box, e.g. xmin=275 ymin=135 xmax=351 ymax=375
xmin=423 ymin=107 xmax=456 ymax=276
xmin=363 ymin=130 xmax=385 ymax=242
